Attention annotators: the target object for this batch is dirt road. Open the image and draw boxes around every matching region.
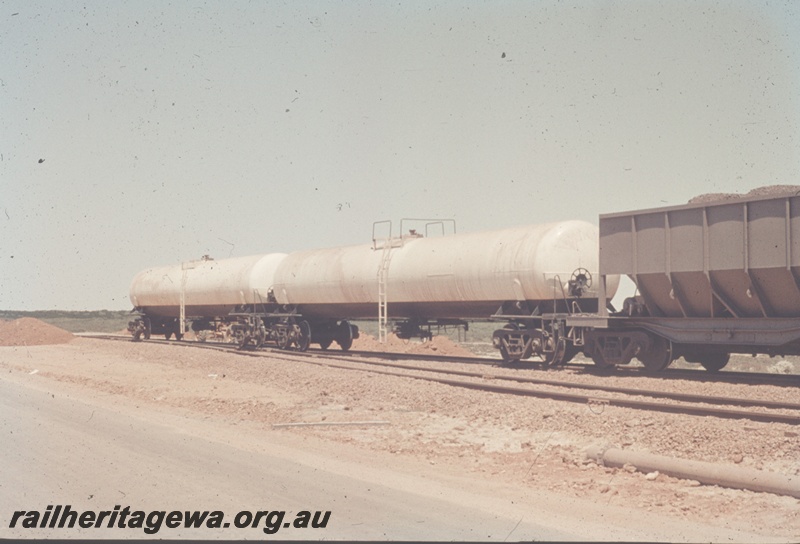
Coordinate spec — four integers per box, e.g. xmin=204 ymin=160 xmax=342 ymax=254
xmin=0 ymin=337 xmax=796 ymax=541
xmin=0 ymin=377 xmax=584 ymax=540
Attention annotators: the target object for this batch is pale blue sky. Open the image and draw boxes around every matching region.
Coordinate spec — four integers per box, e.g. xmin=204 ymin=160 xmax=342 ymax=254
xmin=2 ymin=0 xmax=799 ymax=310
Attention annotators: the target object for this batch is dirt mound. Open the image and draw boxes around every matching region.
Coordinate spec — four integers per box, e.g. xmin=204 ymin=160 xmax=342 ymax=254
xmin=351 ymin=333 xmax=474 ymax=357
xmin=0 ymin=318 xmax=74 ymax=346
xmin=746 ymin=184 xmax=800 ymax=197
xmin=689 ymin=185 xmax=800 ymax=204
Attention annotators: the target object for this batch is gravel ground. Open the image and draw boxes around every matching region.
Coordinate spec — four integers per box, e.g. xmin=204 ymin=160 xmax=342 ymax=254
xmin=2 ymin=337 xmax=798 ymax=540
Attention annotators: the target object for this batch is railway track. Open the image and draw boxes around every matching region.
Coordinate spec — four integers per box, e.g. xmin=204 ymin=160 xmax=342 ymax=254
xmin=83 ymin=334 xmax=800 ymax=425
xmin=79 ymin=333 xmax=800 ymax=387
xmin=314 ymin=347 xmax=800 ymax=388
xmin=311 ymin=346 xmax=800 ymax=388
xmin=574 ymin=362 xmax=800 ymax=387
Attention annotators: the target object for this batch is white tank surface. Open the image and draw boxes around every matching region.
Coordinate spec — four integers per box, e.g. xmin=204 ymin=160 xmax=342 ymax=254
xmin=273 ymin=221 xmax=617 ymax=319
xmin=130 ymin=253 xmax=287 ymax=318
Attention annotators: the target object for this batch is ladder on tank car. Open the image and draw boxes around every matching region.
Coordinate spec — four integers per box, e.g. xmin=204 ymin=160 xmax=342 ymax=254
xmin=373 ymin=219 xmax=455 ymax=343
xmin=377 ymin=241 xmax=392 ymax=343
xmin=373 ymin=221 xmax=405 ymax=343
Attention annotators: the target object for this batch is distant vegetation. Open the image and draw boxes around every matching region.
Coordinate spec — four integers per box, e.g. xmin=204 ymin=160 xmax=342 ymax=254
xmin=0 ymin=310 xmax=133 ymax=333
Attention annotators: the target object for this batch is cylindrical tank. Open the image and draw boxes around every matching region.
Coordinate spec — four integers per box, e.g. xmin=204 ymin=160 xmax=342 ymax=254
xmin=130 ymin=253 xmax=287 ymax=318
xmin=272 ymin=221 xmax=618 ymax=319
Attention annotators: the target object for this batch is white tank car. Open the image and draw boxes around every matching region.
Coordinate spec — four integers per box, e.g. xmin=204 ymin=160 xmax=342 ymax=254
xmin=272 ymin=220 xmax=618 ymax=319
xmin=130 ymin=253 xmax=287 ymax=318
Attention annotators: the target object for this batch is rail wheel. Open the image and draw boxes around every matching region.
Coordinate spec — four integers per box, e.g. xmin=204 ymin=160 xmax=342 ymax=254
xmin=319 ymin=340 xmax=332 ymax=350
xmin=540 ymin=337 xmax=567 ymax=366
xmin=498 ymin=324 xmax=522 ymax=364
xmin=589 ymin=348 xmax=615 ymax=369
xmin=296 ymin=321 xmax=311 ymax=352
xmin=700 ymin=353 xmax=730 ymax=372
xmin=561 ymin=343 xmax=581 ymax=365
xmin=337 ymin=320 xmax=353 ymax=351
xmin=499 ymin=344 xmax=519 ymax=364
xmin=275 ymin=325 xmax=291 ymax=350
xmin=165 ymin=331 xmax=173 ymax=340
xmin=251 ymin=330 xmax=265 ymax=350
xmin=233 ymin=327 xmax=248 ymax=349
xmin=591 ymin=353 xmax=614 ymax=368
xmin=636 ymin=335 xmax=672 ymax=373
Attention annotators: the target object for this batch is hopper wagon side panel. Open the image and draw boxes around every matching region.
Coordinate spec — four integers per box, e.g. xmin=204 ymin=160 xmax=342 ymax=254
xmin=599 ymin=194 xmax=800 ymax=319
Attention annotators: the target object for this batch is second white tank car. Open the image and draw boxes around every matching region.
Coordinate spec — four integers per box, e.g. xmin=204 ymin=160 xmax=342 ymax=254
xmin=128 ymin=220 xmax=616 ymax=362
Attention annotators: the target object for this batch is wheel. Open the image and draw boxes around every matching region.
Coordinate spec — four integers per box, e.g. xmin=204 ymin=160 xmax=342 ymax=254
xmin=133 ymin=329 xmax=143 ymax=342
xmin=570 ymin=267 xmax=592 ymax=288
xmin=636 ymin=335 xmax=673 ymax=372
xmin=590 ymin=349 xmax=615 ymax=369
xmin=174 ymin=331 xmax=183 ymax=341
xmin=337 ymin=321 xmax=353 ymax=351
xmin=233 ymin=328 xmax=248 ymax=349
xmin=143 ymin=317 xmax=151 ymax=340
xmin=318 ymin=340 xmax=332 ymax=350
xmin=700 ymin=353 xmax=730 ymax=372
xmin=497 ymin=323 xmax=521 ymax=363
xmin=520 ymin=333 xmax=534 ymax=360
xmin=252 ymin=333 xmax=264 ymax=350
xmin=561 ymin=343 xmax=581 ymax=365
xmin=165 ymin=331 xmax=173 ymax=340
xmin=495 ymin=323 xmax=533 ymax=363
xmin=251 ymin=318 xmax=265 ymax=349
xmin=569 ymin=268 xmax=593 ymax=297
xmin=540 ymin=337 xmax=567 ymax=366
xmin=499 ymin=344 xmax=520 ymax=364
xmin=296 ymin=321 xmax=311 ymax=352
xmin=275 ymin=326 xmax=291 ymax=350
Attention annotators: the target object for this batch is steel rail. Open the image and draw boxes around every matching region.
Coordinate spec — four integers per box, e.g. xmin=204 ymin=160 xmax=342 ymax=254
xmin=77 ymin=333 xmax=800 ymax=387
xmin=273 ymin=355 xmax=800 ymax=426
xmin=321 ymin=348 xmax=800 ymax=388
xmin=85 ymin=334 xmax=800 ymax=425
xmin=298 ymin=352 xmax=800 ymax=412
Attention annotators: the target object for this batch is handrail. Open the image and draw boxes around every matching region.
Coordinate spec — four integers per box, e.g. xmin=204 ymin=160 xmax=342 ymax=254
xmin=372 ymin=220 xmax=392 ymax=249
xmin=400 ymin=218 xmax=456 ymax=238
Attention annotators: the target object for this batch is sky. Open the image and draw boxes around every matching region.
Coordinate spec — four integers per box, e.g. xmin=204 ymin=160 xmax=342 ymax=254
xmin=2 ymin=0 xmax=799 ymax=311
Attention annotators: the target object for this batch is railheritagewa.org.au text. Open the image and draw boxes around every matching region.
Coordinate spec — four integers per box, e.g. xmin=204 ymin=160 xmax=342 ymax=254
xmin=9 ymin=505 xmax=331 ymax=535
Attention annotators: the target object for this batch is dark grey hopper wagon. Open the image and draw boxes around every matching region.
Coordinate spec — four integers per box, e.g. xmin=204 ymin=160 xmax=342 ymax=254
xmin=571 ymin=191 xmax=800 ymax=371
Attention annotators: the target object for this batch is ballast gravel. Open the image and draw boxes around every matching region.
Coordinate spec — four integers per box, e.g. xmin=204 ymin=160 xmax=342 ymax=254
xmin=1 ymin=337 xmax=798 ymax=539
